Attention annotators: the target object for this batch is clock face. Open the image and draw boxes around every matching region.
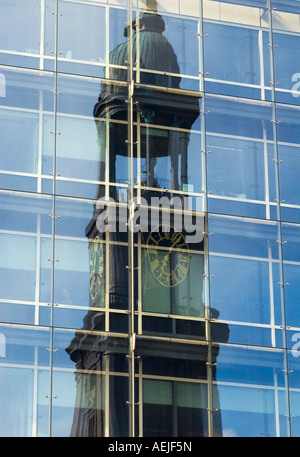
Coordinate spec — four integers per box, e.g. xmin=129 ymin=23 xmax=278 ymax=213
xmin=146 ymin=226 xmax=190 ymax=287
xmin=89 ymin=236 xmax=104 ymax=301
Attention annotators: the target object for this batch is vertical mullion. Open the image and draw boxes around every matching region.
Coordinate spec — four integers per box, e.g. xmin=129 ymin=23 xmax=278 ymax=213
xmin=268 ymin=0 xmax=291 ymax=437
xmin=49 ymin=0 xmax=59 ymax=438
xmin=268 ymin=241 xmax=276 ymax=347
xmin=37 ymin=90 xmax=44 ymax=194
xmin=263 ymin=122 xmax=270 ymax=220
xmin=40 ymin=0 xmax=45 ymax=70
xmin=127 ymin=0 xmax=136 ymax=438
xmin=104 ymin=357 xmax=110 ymax=436
xmin=138 ymin=358 xmax=143 ymax=436
xmin=258 ymin=29 xmax=265 ymax=101
xmin=199 ymin=0 xmax=213 ymax=437
xmin=34 ymin=215 xmax=41 ymax=326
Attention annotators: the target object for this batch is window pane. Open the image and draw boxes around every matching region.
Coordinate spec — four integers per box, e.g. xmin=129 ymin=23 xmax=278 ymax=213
xmin=133 ymin=6 xmax=200 ymax=91
xmin=143 ymin=379 xmax=208 ymax=437
xmin=0 ymin=67 xmax=55 ymax=194
xmin=56 ymin=1 xmax=108 ymax=78
xmin=203 ymin=0 xmax=269 ymax=99
xmin=206 ymin=95 xmax=274 ymax=218
xmin=276 ymin=104 xmax=300 ymax=222
xmin=52 ymin=329 xmax=130 ymax=437
xmin=208 ymin=215 xmax=284 ymax=346
xmin=0 ymin=192 xmax=53 ymax=325
xmin=281 ymin=223 xmax=300 ymax=330
xmin=214 ymin=344 xmax=288 ymax=437
xmin=0 ymin=324 xmax=51 ymax=437
xmin=0 ymin=0 xmax=42 ymax=69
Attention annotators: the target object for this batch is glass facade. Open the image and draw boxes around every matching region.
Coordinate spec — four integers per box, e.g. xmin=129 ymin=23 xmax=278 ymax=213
xmin=0 ymin=0 xmax=300 ymax=438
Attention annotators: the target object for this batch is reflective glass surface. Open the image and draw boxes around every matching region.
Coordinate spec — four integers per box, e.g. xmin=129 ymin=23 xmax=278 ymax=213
xmin=0 ymin=191 xmax=53 ymax=326
xmin=0 ymin=0 xmax=43 ymax=69
xmin=203 ymin=0 xmax=271 ymax=100
xmin=51 ymin=329 xmax=130 ymax=437
xmin=1 ymin=0 xmax=300 ymax=438
xmin=206 ymin=95 xmax=275 ymax=218
xmin=275 ymin=103 xmax=300 ymax=222
xmin=208 ymin=214 xmax=284 ymax=346
xmin=0 ymin=67 xmax=55 ymax=194
xmin=0 ymin=324 xmax=51 ymax=436
xmin=213 ymin=344 xmax=289 ymax=437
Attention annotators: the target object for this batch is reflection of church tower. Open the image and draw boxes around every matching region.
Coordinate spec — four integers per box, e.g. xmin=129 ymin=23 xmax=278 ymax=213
xmin=66 ymin=1 xmax=229 ymax=437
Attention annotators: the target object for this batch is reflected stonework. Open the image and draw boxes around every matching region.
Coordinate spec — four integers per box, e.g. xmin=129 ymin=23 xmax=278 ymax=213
xmin=66 ymin=7 xmax=229 ymax=437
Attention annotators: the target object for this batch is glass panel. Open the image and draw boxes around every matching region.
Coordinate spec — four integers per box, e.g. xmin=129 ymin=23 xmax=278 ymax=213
xmin=0 ymin=191 xmax=53 ymax=326
xmin=55 ymin=75 xmax=105 ymax=198
xmin=54 ymin=329 xmax=129 ymax=437
xmin=208 ymin=215 xmax=284 ymax=346
xmin=134 ymin=86 xmax=202 ymax=203
xmin=275 ymin=104 xmax=300 ymax=222
xmin=132 ymin=1 xmax=200 ymax=91
xmin=287 ymin=350 xmax=300 ymax=436
xmin=54 ymin=0 xmax=129 ymax=79
xmin=56 ymin=0 xmax=105 ymax=77
xmin=136 ymin=187 xmax=206 ymax=337
xmin=0 ymin=324 xmax=51 ymax=437
xmin=203 ymin=0 xmax=270 ymax=99
xmin=281 ymin=223 xmax=300 ymax=330
xmin=205 ymin=94 xmax=275 ymax=218
xmin=141 ymin=353 xmax=207 ymax=380
xmin=55 ymin=75 xmax=130 ymax=199
xmin=0 ymin=0 xmax=43 ymax=70
xmin=213 ymin=344 xmax=289 ymax=437
xmin=53 ymin=196 xmax=130 ymax=329
xmin=137 ymin=127 xmax=202 ymax=195
xmin=270 ymin=1 xmax=300 ymax=106
xmin=0 ymin=67 xmax=55 ymax=194
xmin=53 ymin=197 xmax=105 ymax=329
xmin=143 ymin=378 xmax=208 ymax=437
xmin=142 ymin=248 xmax=204 ymax=317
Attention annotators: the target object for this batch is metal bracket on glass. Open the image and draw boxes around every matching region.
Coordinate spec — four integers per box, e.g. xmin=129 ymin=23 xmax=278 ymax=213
xmin=201 ymin=149 xmax=211 ymax=154
xmin=125 ymin=139 xmax=138 ymax=145
xmin=206 ymin=362 xmax=217 ymax=367
xmin=48 ymin=258 xmax=60 ymax=262
xmin=207 ymin=408 xmax=219 ymax=412
xmin=272 ymin=158 xmax=283 ymax=163
xmin=125 ymin=100 xmax=139 ymax=105
xmin=278 ymin=281 xmax=289 ymax=286
xmin=46 ymin=348 xmax=58 ymax=352
xmin=276 ymin=240 xmax=287 ymax=245
xmin=48 ymin=214 xmax=60 ymax=219
xmin=270 ymin=118 xmax=281 ymax=123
